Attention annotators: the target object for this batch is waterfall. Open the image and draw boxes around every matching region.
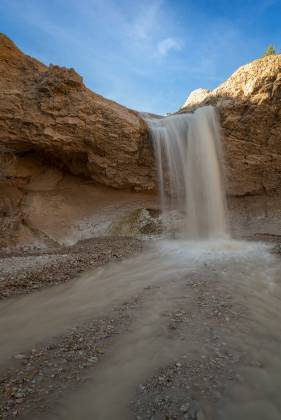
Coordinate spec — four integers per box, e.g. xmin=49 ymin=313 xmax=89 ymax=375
xmin=147 ymin=106 xmax=228 ymax=239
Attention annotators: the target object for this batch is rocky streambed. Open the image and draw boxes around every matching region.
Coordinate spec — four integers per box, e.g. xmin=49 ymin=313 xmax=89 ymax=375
xmin=0 ymin=237 xmax=143 ymax=299
xmin=0 ymin=236 xmax=280 ymax=420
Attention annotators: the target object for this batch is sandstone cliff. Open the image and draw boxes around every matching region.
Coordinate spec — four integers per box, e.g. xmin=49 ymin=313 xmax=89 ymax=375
xmin=1 ymin=34 xmax=281 ymax=248
xmin=0 ymin=33 xmax=154 ymax=191
xmin=0 ymin=34 xmax=157 ymax=248
xmin=182 ymin=55 xmax=281 ymax=196
xmin=1 ymin=33 xmax=280 ymax=199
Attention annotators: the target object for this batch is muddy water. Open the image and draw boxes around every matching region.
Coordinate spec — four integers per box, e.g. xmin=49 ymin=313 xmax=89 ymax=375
xmin=1 ymin=240 xmax=281 ymax=419
xmin=54 ymin=241 xmax=281 ymax=420
xmin=217 ymin=249 xmax=281 ymax=420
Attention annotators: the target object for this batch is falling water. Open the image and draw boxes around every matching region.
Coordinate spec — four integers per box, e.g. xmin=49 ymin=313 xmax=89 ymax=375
xmin=147 ymin=106 xmax=228 ymax=239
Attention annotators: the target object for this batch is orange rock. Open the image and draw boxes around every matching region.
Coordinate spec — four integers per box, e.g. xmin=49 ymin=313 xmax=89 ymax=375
xmin=0 ymin=33 xmax=155 ymax=192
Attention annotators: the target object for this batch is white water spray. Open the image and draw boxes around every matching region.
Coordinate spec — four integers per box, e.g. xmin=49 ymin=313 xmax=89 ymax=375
xmin=147 ymin=106 xmax=228 ymax=239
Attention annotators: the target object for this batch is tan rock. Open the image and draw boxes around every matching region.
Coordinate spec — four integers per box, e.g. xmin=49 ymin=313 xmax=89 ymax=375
xmin=1 ymin=33 xmax=281 ymax=248
xmin=181 ymin=55 xmax=281 ymax=196
xmin=181 ymin=88 xmax=210 ymax=108
xmin=0 ymin=33 xmax=155 ymax=192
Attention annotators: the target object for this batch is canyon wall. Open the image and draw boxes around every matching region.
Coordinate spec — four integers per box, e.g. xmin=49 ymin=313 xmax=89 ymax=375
xmin=0 ymin=33 xmax=154 ymax=191
xmin=0 ymin=33 xmax=156 ymax=247
xmin=181 ymin=54 xmax=281 ymax=196
xmin=0 ymin=34 xmax=280 ymax=247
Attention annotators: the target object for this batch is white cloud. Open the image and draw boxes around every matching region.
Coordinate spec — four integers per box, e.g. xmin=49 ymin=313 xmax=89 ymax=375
xmin=157 ymin=37 xmax=183 ymax=56
xmin=126 ymin=1 xmax=184 ymax=60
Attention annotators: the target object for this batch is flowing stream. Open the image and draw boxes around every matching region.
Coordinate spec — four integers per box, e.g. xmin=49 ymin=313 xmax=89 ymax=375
xmin=0 ymin=107 xmax=280 ymax=419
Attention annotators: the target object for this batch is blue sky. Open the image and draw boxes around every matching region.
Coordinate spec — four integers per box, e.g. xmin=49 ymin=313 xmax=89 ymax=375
xmin=0 ymin=0 xmax=280 ymax=114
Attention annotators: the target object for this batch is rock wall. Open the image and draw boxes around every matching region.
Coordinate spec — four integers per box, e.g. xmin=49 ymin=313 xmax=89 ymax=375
xmin=0 ymin=153 xmax=158 ymax=249
xmin=0 ymin=33 xmax=155 ymax=192
xmin=182 ymin=55 xmax=281 ymax=196
xmin=1 ymin=33 xmax=281 ymax=248
xmin=1 ymin=32 xmax=280 ymax=198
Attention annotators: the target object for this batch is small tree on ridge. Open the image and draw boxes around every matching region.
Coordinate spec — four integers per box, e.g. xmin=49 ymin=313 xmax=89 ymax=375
xmin=262 ymin=44 xmax=276 ymax=57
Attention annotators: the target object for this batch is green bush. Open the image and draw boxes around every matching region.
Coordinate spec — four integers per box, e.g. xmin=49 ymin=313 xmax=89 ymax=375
xmin=262 ymin=44 xmax=276 ymax=57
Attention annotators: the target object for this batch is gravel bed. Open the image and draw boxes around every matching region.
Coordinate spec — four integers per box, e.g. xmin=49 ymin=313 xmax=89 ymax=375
xmin=0 ymin=237 xmax=143 ymax=299
xmin=0 ymin=296 xmax=142 ymax=419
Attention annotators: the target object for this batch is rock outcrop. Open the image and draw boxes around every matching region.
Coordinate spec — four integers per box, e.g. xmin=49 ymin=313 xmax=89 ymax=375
xmin=1 ymin=33 xmax=281 ymax=248
xmin=0 ymin=33 xmax=158 ymax=248
xmin=1 ymin=32 xmax=280 ymax=199
xmin=0 ymin=33 xmax=154 ymax=191
xmin=181 ymin=88 xmax=210 ymax=109
xmin=181 ymin=55 xmax=281 ymax=196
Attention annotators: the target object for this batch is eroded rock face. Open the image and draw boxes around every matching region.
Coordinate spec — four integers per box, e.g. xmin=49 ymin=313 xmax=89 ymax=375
xmin=1 ymin=33 xmax=281 ymax=249
xmin=181 ymin=55 xmax=281 ymax=196
xmin=0 ymin=33 xmax=155 ymax=191
xmin=1 ymin=32 xmax=280 ymax=198
xmin=181 ymin=88 xmax=210 ymax=109
xmin=0 ymin=153 xmax=158 ymax=249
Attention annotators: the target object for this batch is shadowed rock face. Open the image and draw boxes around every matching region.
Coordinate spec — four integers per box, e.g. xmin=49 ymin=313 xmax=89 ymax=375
xmin=0 ymin=33 xmax=155 ymax=191
xmin=182 ymin=55 xmax=281 ymax=196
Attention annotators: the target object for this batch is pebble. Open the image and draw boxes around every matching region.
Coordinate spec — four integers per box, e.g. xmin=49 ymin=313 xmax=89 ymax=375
xmin=15 ymin=398 xmax=24 ymax=404
xmin=180 ymin=403 xmax=190 ymax=413
xmin=87 ymin=357 xmax=98 ymax=364
xmin=14 ymin=354 xmax=26 ymax=360
xmin=14 ymin=392 xmax=25 ymax=399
